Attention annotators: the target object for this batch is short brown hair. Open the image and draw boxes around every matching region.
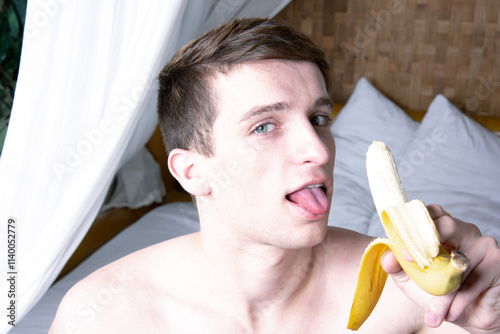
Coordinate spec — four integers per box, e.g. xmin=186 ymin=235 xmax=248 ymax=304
xmin=157 ymin=17 xmax=331 ymax=156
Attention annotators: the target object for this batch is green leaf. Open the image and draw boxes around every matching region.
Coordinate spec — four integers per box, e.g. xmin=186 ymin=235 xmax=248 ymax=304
xmin=7 ymin=5 xmax=20 ymax=35
xmin=0 ymin=0 xmax=27 ymax=155
xmin=0 ymin=117 xmax=9 ymax=155
xmin=11 ymin=0 xmax=27 ymax=25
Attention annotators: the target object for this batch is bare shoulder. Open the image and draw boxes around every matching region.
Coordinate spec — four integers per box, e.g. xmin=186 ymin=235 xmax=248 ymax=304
xmin=321 ymin=226 xmax=373 ymax=248
xmin=311 ymin=227 xmax=375 ymax=297
xmin=314 ymin=227 xmax=373 ymax=269
xmin=50 ymin=233 xmax=198 ymax=333
xmin=49 ymin=264 xmax=137 ymax=333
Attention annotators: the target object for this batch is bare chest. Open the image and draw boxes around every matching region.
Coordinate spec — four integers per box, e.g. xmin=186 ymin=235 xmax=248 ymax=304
xmin=132 ymin=283 xmax=419 ymax=334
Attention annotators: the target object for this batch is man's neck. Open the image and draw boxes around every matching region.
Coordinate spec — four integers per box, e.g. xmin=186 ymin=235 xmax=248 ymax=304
xmin=193 ymin=228 xmax=315 ymax=324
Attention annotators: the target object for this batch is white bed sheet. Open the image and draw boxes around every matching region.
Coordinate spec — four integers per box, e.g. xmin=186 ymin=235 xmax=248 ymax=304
xmin=12 ymin=202 xmax=200 ymax=333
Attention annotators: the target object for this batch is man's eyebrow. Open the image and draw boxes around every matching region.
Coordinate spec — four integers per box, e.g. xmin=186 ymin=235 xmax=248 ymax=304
xmin=314 ymin=96 xmax=334 ymax=109
xmin=239 ymin=96 xmax=334 ymax=125
xmin=239 ymin=101 xmax=289 ymax=124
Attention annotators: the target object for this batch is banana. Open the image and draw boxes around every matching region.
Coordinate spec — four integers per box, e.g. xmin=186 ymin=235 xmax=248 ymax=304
xmin=346 ymin=140 xmax=470 ymax=331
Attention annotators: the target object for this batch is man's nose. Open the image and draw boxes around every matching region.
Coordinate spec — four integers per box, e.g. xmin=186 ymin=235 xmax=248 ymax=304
xmin=288 ymin=122 xmax=331 ymax=166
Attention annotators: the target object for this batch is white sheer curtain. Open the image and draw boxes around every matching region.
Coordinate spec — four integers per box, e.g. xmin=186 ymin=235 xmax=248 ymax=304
xmin=0 ymin=0 xmax=291 ymax=331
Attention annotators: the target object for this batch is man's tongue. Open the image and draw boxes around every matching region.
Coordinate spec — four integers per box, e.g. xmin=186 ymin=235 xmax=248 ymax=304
xmin=287 ymin=187 xmax=329 ymax=214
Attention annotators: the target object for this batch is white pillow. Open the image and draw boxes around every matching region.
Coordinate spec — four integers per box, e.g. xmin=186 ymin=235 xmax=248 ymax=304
xmin=367 ymin=94 xmax=500 ymax=240
xmin=401 ymin=94 xmax=500 ymax=201
xmin=329 ymin=77 xmax=419 ymax=233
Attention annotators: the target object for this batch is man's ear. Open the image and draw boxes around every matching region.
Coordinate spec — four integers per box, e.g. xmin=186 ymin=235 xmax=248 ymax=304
xmin=168 ymin=148 xmax=210 ymax=196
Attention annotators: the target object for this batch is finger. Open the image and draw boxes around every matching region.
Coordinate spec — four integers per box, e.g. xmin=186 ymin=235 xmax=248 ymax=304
xmin=380 ymin=250 xmax=402 ymax=274
xmin=446 ymin=236 xmax=500 ymax=322
xmin=424 ymin=294 xmax=457 ymax=328
xmin=433 ymin=215 xmax=482 ymax=251
xmin=426 ymin=203 xmax=448 ymax=220
xmin=427 ymin=204 xmax=482 ymax=254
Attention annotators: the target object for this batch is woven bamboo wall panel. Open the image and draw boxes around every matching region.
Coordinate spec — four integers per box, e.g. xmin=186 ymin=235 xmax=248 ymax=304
xmin=275 ymin=0 xmax=500 ymax=117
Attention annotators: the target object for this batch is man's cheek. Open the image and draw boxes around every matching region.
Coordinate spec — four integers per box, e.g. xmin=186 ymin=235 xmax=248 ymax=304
xmin=226 ymin=159 xmax=242 ymax=176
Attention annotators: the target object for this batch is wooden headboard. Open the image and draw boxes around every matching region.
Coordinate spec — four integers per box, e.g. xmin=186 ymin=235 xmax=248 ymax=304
xmin=57 ymin=0 xmax=500 ymax=281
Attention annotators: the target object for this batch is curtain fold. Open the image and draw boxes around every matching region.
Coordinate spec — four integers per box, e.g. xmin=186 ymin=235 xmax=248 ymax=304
xmin=0 ymin=0 xmax=291 ymax=331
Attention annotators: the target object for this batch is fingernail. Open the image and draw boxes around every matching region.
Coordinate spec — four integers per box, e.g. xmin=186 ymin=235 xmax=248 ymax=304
xmin=429 ymin=300 xmax=442 ymax=313
xmin=425 ymin=300 xmax=444 ymax=328
xmin=425 ymin=311 xmax=438 ymax=327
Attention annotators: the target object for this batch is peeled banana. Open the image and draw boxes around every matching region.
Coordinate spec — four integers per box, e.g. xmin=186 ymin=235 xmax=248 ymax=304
xmin=346 ymin=140 xmax=470 ymax=331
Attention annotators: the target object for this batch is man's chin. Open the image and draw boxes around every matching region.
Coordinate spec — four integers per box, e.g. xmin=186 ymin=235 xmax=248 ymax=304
xmin=280 ymin=221 xmax=329 ymax=250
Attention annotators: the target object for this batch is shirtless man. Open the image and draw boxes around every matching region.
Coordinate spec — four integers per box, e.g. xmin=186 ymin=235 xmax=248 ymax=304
xmin=50 ymin=18 xmax=500 ymax=333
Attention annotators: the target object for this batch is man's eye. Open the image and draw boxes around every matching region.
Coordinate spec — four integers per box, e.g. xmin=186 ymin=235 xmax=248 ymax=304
xmin=254 ymin=123 xmax=275 ymax=134
xmin=310 ymin=115 xmax=331 ymax=126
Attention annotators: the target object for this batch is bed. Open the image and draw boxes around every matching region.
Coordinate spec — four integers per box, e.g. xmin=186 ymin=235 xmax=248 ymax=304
xmin=12 ymin=0 xmax=500 ymax=332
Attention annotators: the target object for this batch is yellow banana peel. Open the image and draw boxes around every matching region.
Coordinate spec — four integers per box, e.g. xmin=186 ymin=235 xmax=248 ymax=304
xmin=346 ymin=141 xmax=470 ymax=331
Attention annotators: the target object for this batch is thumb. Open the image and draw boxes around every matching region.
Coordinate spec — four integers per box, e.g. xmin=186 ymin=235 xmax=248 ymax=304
xmin=380 ymin=250 xmax=407 ymax=279
xmin=380 ymin=248 xmax=413 ymax=275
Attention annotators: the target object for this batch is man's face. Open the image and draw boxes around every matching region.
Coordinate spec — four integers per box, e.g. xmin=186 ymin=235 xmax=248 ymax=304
xmin=200 ymin=60 xmax=335 ymax=249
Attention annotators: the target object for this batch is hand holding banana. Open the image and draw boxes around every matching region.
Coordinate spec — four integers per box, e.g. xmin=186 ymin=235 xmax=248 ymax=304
xmin=347 ymin=141 xmax=476 ymax=330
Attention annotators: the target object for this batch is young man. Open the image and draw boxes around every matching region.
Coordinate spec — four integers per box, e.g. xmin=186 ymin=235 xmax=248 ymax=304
xmin=50 ymin=18 xmax=500 ymax=333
